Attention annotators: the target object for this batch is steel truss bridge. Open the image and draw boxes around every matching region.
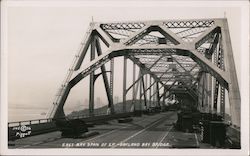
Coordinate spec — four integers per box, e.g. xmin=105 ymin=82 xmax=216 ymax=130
xmin=47 ymin=18 xmax=240 ymax=128
xmin=8 ymin=18 xmax=241 ymax=149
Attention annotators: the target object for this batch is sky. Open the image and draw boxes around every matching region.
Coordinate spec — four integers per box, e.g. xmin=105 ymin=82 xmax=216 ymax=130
xmin=6 ymin=1 xmax=243 ymax=117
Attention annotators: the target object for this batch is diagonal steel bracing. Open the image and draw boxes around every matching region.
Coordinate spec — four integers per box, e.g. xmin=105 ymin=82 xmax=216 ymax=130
xmin=95 ymin=38 xmax=115 ymax=114
xmin=48 ymin=18 xmax=240 ymax=129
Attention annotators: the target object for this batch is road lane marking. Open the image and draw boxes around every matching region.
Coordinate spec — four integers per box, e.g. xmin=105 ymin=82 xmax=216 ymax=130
xmin=80 ymin=129 xmax=121 ymax=143
xmin=18 ymin=116 xmax=148 ymax=148
xmin=79 ymin=115 xmax=156 ymax=143
xmin=111 ymin=115 xmax=169 ymax=148
xmin=194 ymin=133 xmax=199 ymax=147
xmin=155 ymin=126 xmax=173 ymax=148
xmin=16 ymin=112 xmax=175 ymax=148
xmin=19 ymin=114 xmax=158 ymax=148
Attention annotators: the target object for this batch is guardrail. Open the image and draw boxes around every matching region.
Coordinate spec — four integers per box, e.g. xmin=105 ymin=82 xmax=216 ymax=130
xmin=8 ymin=111 xmax=111 ymax=128
xmin=8 ymin=118 xmax=53 ymax=128
xmin=8 ymin=112 xmax=133 ymax=141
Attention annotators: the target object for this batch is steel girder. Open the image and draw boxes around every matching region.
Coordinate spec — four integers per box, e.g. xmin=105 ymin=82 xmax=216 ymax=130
xmin=48 ymin=19 xmax=240 ymax=128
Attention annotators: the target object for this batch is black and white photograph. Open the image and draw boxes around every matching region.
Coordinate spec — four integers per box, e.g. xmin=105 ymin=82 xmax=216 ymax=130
xmin=1 ymin=0 xmax=249 ymax=155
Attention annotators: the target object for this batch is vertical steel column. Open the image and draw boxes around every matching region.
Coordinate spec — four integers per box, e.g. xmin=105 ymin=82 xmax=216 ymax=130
xmin=153 ymin=79 xmax=156 ymax=106
xmin=219 ymin=34 xmax=225 ymax=117
xmin=204 ymin=74 xmax=210 ymax=113
xmin=132 ymin=62 xmax=136 ymax=106
xmin=213 ymin=81 xmax=219 ymax=112
xmin=134 ymin=71 xmax=141 ymax=112
xmin=131 ymin=62 xmax=138 ymax=111
xmin=217 ymin=36 xmax=223 ymax=114
xmin=219 ymin=19 xmax=241 ymax=127
xmin=220 ymin=86 xmax=225 ymax=117
xmin=95 ymin=38 xmax=114 ymax=115
xmin=207 ymin=73 xmax=212 ymax=113
xmin=149 ymin=76 xmax=152 ymax=107
xmin=123 ymin=56 xmax=127 ymax=113
xmin=156 ymin=82 xmax=160 ymax=107
xmin=203 ymin=72 xmax=208 ymax=112
xmin=201 ymin=73 xmax=205 ymax=108
xmin=110 ymin=58 xmax=115 ymax=114
xmin=197 ymin=73 xmax=203 ymax=112
xmin=139 ymin=72 xmax=143 ymax=110
xmin=205 ymin=35 xmax=216 ymax=113
xmin=213 ymin=37 xmax=219 ymax=113
xmin=141 ymin=73 xmax=147 ymax=109
xmin=214 ymin=33 xmax=226 ymax=115
xmin=89 ymin=36 xmax=95 ymax=116
xmin=162 ymin=87 xmax=166 ymax=106
xmin=207 ymin=33 xmax=219 ymax=113
xmin=145 ymin=74 xmax=148 ymax=107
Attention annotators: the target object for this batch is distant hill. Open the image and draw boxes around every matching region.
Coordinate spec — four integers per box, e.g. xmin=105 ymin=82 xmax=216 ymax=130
xmin=67 ymin=99 xmax=140 ymax=118
xmin=67 ymin=99 xmax=164 ymax=118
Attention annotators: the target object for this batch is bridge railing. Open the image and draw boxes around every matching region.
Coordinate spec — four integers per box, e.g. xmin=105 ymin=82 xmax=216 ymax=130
xmin=8 ymin=118 xmax=53 ymax=128
xmin=8 ymin=111 xmax=113 ymax=128
xmin=8 ymin=111 xmax=134 ymax=141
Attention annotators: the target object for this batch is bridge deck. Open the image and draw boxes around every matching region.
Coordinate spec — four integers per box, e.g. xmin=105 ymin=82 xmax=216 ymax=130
xmin=9 ymin=111 xmax=212 ymax=149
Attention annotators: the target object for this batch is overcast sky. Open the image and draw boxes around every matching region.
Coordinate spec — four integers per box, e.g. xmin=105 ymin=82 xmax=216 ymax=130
xmin=7 ymin=1 xmax=243 ymax=115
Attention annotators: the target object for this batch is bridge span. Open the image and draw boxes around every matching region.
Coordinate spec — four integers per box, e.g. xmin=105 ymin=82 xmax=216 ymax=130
xmin=9 ymin=111 xmax=209 ymax=148
xmin=8 ymin=18 xmax=240 ymax=149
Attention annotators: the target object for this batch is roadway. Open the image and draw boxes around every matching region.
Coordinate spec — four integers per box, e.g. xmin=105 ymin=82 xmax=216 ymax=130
xmin=9 ymin=111 xmax=202 ymax=148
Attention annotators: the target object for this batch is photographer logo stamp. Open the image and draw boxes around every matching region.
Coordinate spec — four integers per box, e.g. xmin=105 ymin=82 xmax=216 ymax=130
xmin=12 ymin=125 xmax=32 ymax=138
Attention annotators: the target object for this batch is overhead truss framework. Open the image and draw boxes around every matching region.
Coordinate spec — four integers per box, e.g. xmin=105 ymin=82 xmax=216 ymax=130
xmin=47 ymin=18 xmax=240 ymax=128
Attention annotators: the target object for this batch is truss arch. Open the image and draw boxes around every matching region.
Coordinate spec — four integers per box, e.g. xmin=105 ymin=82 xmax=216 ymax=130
xmin=47 ymin=18 xmax=240 ymax=128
